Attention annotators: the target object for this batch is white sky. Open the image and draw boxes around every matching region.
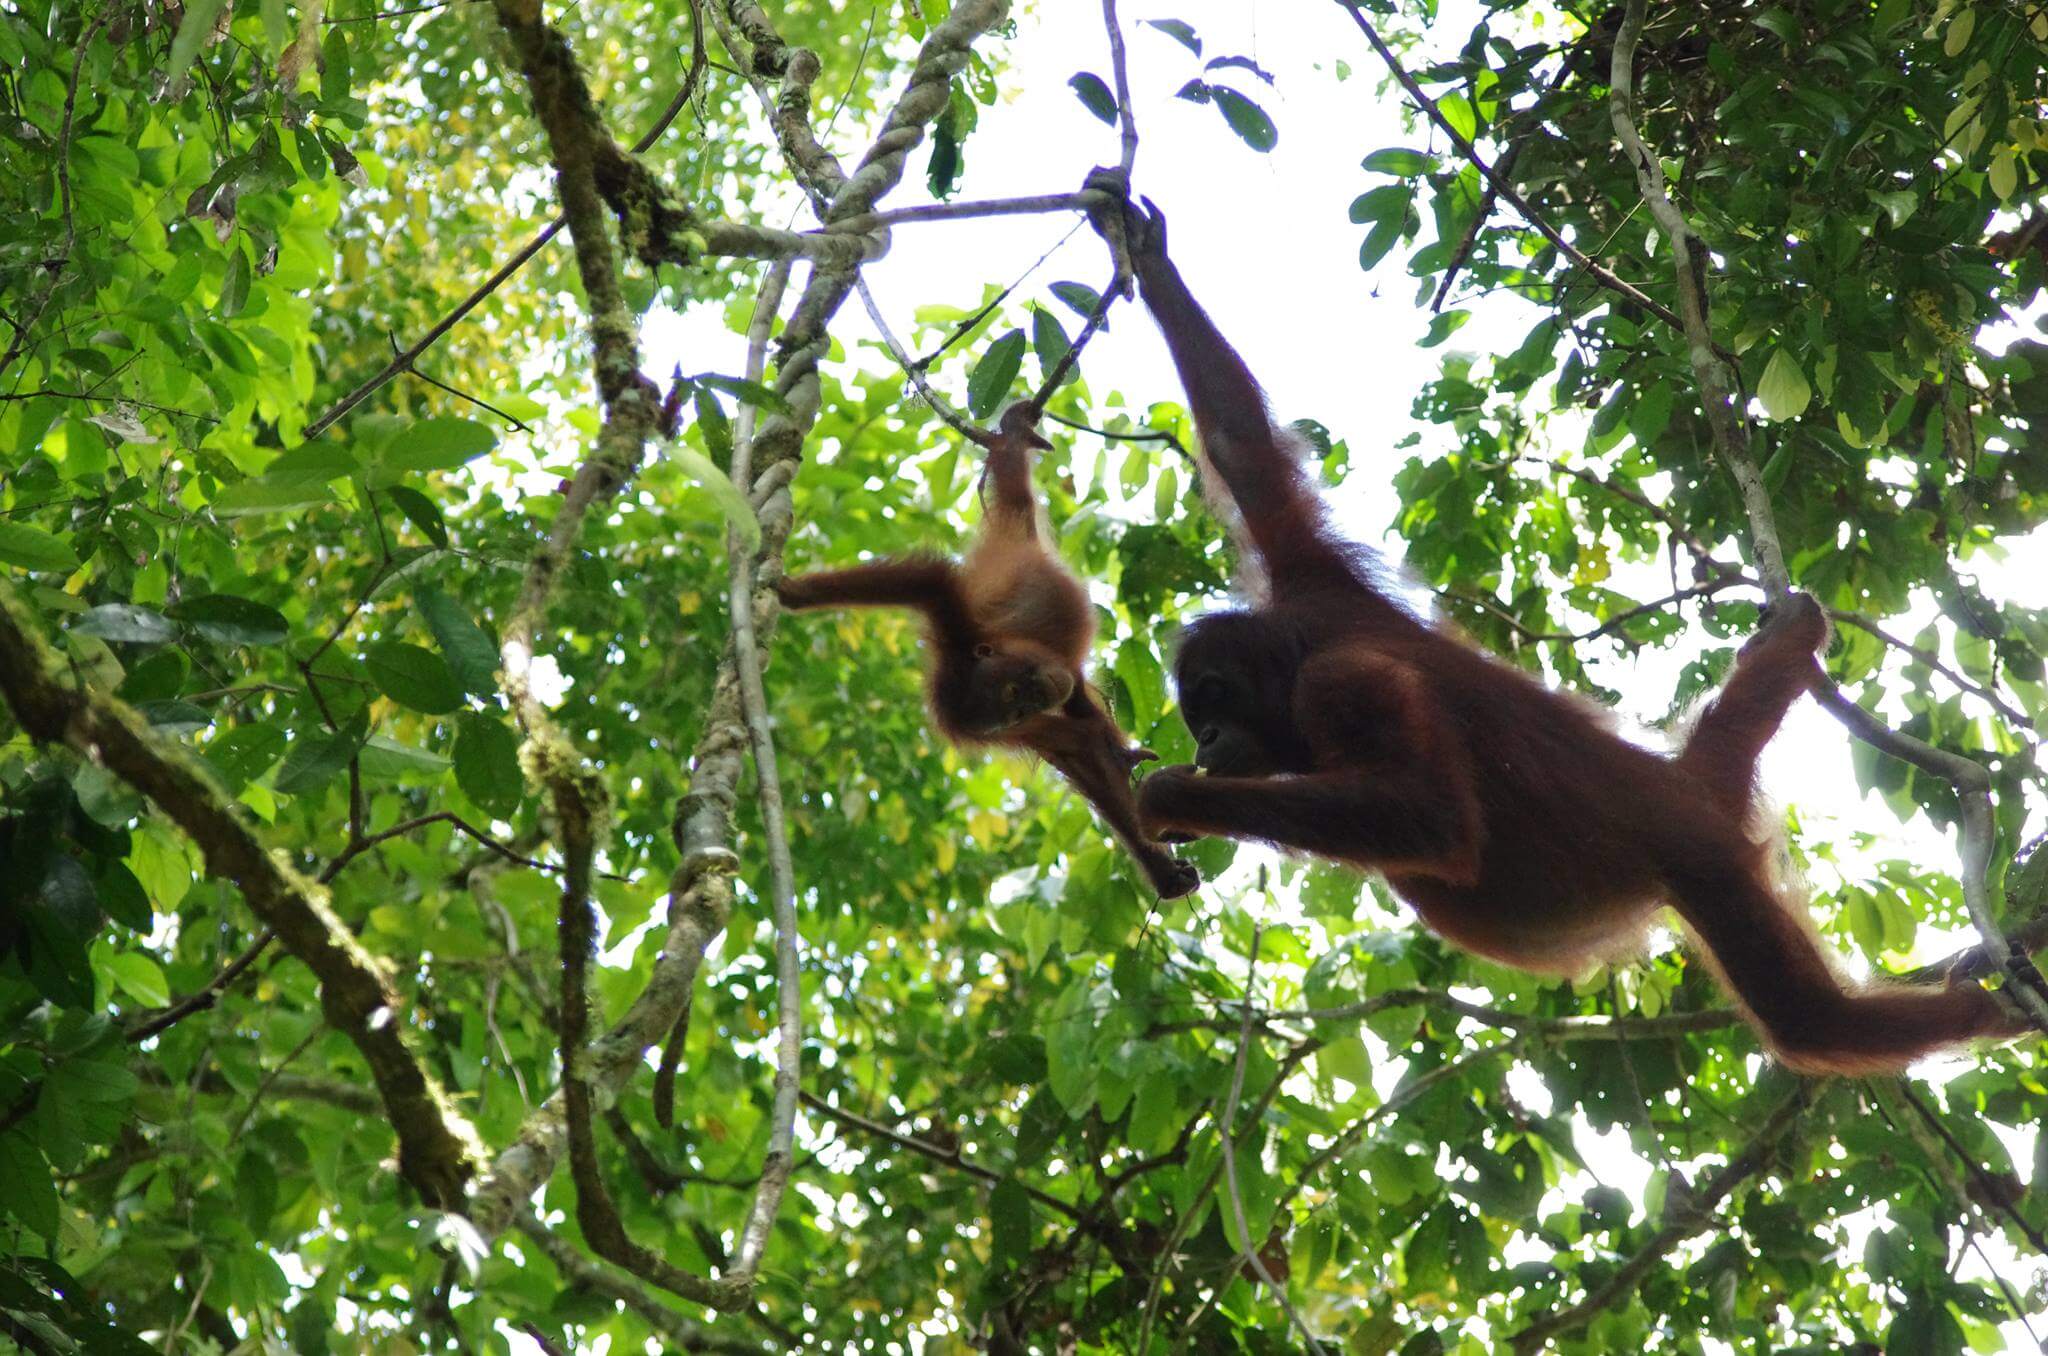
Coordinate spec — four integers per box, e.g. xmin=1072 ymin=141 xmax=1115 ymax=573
xmin=620 ymin=0 xmax=2047 ymax=1345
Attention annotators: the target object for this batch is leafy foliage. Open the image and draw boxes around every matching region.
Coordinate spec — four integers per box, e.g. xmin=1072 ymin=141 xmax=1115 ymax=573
xmin=0 ymin=0 xmax=2043 ymax=1353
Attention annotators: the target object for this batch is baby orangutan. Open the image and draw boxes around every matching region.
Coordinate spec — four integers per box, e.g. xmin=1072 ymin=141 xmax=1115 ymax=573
xmin=776 ymin=405 xmax=1199 ymax=899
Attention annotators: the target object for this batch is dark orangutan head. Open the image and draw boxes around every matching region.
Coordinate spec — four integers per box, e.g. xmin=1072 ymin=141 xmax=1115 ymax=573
xmin=1173 ymin=612 xmax=1313 ymax=776
xmin=937 ymin=639 xmax=1077 ymax=737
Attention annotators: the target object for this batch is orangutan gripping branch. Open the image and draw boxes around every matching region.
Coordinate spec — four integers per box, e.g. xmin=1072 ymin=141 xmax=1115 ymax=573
xmin=1087 ymin=176 xmax=2025 ymax=1072
xmin=777 ymin=405 xmax=1199 ymax=900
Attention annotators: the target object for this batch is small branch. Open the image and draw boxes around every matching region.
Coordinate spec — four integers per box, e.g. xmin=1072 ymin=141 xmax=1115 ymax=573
xmin=1605 ymin=0 xmax=1785 ymax=594
xmin=1894 ymin=1082 xmax=2048 ymax=1257
xmin=391 ymin=333 xmax=532 ymax=432
xmin=1102 ymin=0 xmax=1139 ymax=176
xmin=1340 ymin=6 xmax=1681 ymax=332
xmin=1826 ymin=608 xmax=2036 ymax=735
xmin=1447 ymin=574 xmax=1749 ymax=647
xmin=510 ymin=1206 xmax=764 ymax=1353
xmin=125 ymin=928 xmax=276 ymax=1041
xmin=317 ymin=809 xmax=610 ymax=884
xmin=1217 ymin=929 xmax=1327 ymax=1353
xmin=798 ymin=1090 xmax=1081 ymax=1221
xmin=855 ymin=277 xmax=991 ymax=445
xmin=820 ymin=190 xmax=1105 ymax=236
xmin=723 ymin=257 xmax=803 ymax=1282
xmin=1506 ymin=1087 xmax=1808 ymax=1353
xmin=1514 ymin=454 xmax=1723 ymax=567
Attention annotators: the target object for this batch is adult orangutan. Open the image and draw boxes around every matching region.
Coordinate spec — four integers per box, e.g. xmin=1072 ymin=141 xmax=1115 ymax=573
xmin=1088 ymin=175 xmax=2027 ymax=1071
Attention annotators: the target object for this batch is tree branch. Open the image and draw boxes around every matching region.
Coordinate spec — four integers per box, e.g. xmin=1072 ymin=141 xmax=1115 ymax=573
xmin=468 ymin=0 xmax=1016 ymax=1241
xmin=723 ymin=258 xmax=803 ymax=1282
xmin=0 ymin=586 xmax=479 ymax=1205
xmin=510 ymin=1205 xmax=765 ymax=1353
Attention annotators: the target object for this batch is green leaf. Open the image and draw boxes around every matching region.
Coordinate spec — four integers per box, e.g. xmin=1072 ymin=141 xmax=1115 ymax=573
xmin=379 ymin=417 xmax=499 ymax=476
xmin=1142 ymin=18 xmax=1201 ymax=54
xmin=219 ymin=245 xmax=251 ymax=318
xmin=1031 ymin=307 xmax=1073 ymax=386
xmin=455 ymin=713 xmax=523 ymax=819
xmin=988 ymin=1178 xmax=1033 ymax=1264
xmin=1757 ymin=347 xmax=1812 ymax=421
xmin=204 ymin=723 xmax=287 ymax=793
xmin=693 ymin=373 xmax=790 ymax=413
xmin=237 ymin=1152 xmax=279 ymax=1233
xmin=71 ymin=604 xmax=177 ymax=644
xmin=694 ymin=387 xmax=733 ymax=466
xmin=0 ymin=523 xmax=82 ymax=574
xmin=357 ymin=735 xmax=451 ymax=778
xmin=1362 ymin=147 xmax=1432 ymax=176
xmin=1211 ymin=87 xmax=1277 ymax=152
xmin=1048 ymin=281 xmax=1102 ymax=322
xmin=671 ymin=445 xmax=761 ymax=552
xmin=273 ymin=714 xmax=369 ymax=795
xmin=1068 ymin=72 xmax=1118 ymax=125
xmin=1348 ymin=184 xmax=1411 ymax=226
xmin=363 ymin=640 xmax=464 ymax=714
xmin=211 ymin=478 xmax=339 ymax=516
xmin=415 ymin=589 xmax=499 ymax=696
xmin=1989 ymin=148 xmax=2018 ymax=202
xmin=386 ymin=485 xmax=448 ymax=548
xmin=1420 ymin=309 xmax=1471 ymax=348
xmin=166 ymin=0 xmax=229 ymax=86
xmin=94 ymin=860 xmax=152 ymax=930
xmin=102 ymin=953 xmax=170 ymax=1008
xmin=167 ymin=594 xmax=288 ymax=645
xmin=0 ymin=1133 xmax=58 ymax=1238
xmin=967 ymin=328 xmax=1028 ymax=419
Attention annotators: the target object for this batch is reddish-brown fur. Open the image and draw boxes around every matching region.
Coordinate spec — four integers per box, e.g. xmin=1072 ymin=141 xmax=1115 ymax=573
xmin=1095 ymin=183 xmax=2026 ymax=1071
xmin=776 ymin=405 xmax=1199 ymax=900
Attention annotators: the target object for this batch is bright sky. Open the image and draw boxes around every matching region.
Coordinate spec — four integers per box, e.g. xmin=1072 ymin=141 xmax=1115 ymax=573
xmin=619 ymin=0 xmax=2047 ymax=1346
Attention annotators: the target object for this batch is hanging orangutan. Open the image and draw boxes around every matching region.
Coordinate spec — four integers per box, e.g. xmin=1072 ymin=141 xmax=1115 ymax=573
xmin=777 ymin=404 xmax=1200 ymax=900
xmin=1085 ymin=172 xmax=2028 ymax=1072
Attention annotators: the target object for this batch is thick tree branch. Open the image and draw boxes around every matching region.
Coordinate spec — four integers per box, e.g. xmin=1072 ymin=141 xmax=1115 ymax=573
xmin=0 ymin=586 xmax=480 ymax=1206
xmin=1506 ymin=1088 xmax=1808 ymax=1353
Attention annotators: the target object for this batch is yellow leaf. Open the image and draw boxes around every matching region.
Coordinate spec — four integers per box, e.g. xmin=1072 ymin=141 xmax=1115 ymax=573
xmin=1945 ymin=5 xmax=1976 ymax=56
xmin=1757 ymin=348 xmax=1813 ymax=422
xmin=1990 ymin=147 xmax=2019 ymax=201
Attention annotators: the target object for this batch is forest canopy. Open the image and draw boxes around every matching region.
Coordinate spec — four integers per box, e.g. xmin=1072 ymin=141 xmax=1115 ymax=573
xmin=2 ymin=0 xmax=2047 ymax=1352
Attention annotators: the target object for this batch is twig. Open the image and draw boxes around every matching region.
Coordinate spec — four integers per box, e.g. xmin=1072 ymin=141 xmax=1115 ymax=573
xmin=855 ymin=277 xmax=992 ymax=445
xmin=228 ymin=1024 xmax=323 ymax=1140
xmin=1505 ymin=1087 xmax=1808 ymax=1353
xmin=1340 ymin=6 xmax=1681 ymax=331
xmin=317 ymin=809 xmax=612 ymax=884
xmin=390 ymin=332 xmax=532 ymax=431
xmin=1896 ymin=1081 xmax=2048 ymax=1256
xmin=798 ymin=1090 xmax=1081 ymax=1220
xmin=1513 ymin=454 xmax=1723 ymax=567
xmin=723 ymin=257 xmax=803 ymax=1280
xmin=1447 ymin=573 xmax=1749 ymax=647
xmin=510 ymin=1205 xmax=764 ymax=1354
xmin=126 ymin=928 xmax=277 ymax=1041
xmin=1217 ymin=927 xmax=1327 ymax=1353
xmin=1826 ymin=607 xmax=2036 ymax=735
